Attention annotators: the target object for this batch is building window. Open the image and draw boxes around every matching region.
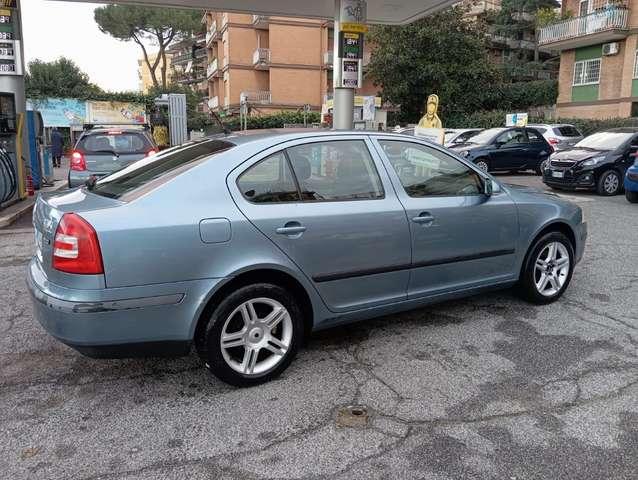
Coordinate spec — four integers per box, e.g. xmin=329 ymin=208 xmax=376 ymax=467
xmin=634 ymin=50 xmax=638 ymax=78
xmin=573 ymin=58 xmax=601 ymax=86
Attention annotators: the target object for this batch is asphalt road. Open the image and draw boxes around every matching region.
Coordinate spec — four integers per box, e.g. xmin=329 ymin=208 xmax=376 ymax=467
xmin=1 ymin=175 xmax=637 ymax=480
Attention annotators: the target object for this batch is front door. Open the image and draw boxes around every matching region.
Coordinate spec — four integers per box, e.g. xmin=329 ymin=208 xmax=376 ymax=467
xmin=490 ymin=128 xmax=529 ymax=170
xmin=374 ymin=138 xmax=519 ymax=297
xmin=230 ymin=136 xmax=411 ymax=312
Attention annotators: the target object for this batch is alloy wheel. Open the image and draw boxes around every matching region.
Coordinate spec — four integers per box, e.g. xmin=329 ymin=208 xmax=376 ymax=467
xmin=603 ymin=172 xmax=620 ymax=194
xmin=534 ymin=241 xmax=570 ymax=297
xmin=476 ymin=160 xmax=489 ymax=172
xmin=220 ymin=297 xmax=293 ymax=376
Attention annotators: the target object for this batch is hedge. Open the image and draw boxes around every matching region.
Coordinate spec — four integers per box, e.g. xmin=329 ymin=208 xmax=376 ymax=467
xmin=219 ymin=111 xmax=322 ymax=132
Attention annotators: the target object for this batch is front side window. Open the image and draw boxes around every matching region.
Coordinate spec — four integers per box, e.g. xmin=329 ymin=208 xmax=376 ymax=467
xmin=286 ymin=140 xmax=384 ymax=201
xmin=237 ymin=152 xmax=299 ymax=203
xmin=573 ymin=58 xmax=601 ymax=85
xmin=527 ymin=129 xmax=544 ymax=142
xmin=379 ymin=140 xmax=483 ymax=197
xmin=496 ymin=129 xmax=527 ymax=145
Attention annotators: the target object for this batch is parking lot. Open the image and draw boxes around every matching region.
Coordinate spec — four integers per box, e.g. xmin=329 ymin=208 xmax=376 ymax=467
xmin=1 ymin=174 xmax=637 ymax=480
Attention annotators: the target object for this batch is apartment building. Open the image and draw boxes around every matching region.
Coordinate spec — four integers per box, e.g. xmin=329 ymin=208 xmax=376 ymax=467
xmin=539 ymin=0 xmax=637 ymax=118
xmin=202 ymin=12 xmax=377 ymax=116
xmin=138 ymin=52 xmax=173 ymax=93
xmin=167 ymin=34 xmax=208 ymax=99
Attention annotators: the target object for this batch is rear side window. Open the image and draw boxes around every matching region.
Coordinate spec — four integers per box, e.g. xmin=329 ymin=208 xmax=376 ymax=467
xmin=527 ymin=129 xmax=544 ymax=142
xmin=78 ymin=132 xmax=152 ymax=154
xmin=91 ymin=139 xmax=234 ymax=200
xmin=238 ymin=152 xmax=299 ymax=203
xmin=556 ymin=126 xmax=581 ymax=137
xmin=533 ymin=127 xmax=547 ymax=134
xmin=287 ymin=140 xmax=384 ymax=201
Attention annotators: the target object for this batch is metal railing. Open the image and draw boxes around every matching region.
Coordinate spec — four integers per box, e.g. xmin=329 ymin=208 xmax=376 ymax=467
xmin=206 ymin=22 xmax=220 ymax=46
xmin=241 ymin=90 xmax=272 ymax=104
xmin=253 ymin=48 xmax=271 ymax=67
xmin=206 ymin=58 xmax=219 ymax=79
xmin=538 ymin=6 xmax=628 ymax=45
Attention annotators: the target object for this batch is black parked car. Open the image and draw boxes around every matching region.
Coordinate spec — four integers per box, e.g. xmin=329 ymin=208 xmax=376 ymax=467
xmin=449 ymin=127 xmax=552 ymax=174
xmin=543 ymin=128 xmax=638 ymax=196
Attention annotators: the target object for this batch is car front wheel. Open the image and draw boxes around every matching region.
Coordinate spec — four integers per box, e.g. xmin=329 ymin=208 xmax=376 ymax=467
xmin=475 ymin=158 xmax=489 ymax=172
xmin=597 ymin=170 xmax=621 ymax=196
xmin=518 ymin=232 xmax=574 ymax=304
xmin=203 ymin=283 xmax=303 ymax=387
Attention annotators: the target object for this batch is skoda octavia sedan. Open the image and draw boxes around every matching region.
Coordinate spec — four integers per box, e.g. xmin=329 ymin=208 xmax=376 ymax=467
xmin=29 ymin=131 xmax=587 ymax=386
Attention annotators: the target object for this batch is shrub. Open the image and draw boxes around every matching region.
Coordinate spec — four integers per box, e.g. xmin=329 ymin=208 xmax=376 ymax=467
xmin=220 ymin=111 xmax=322 ymax=132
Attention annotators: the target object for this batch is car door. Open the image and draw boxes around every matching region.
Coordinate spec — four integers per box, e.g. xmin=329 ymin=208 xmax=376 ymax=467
xmin=373 ymin=138 xmax=519 ymax=298
xmin=489 ymin=128 xmax=528 ymax=170
xmin=230 ymin=136 xmax=411 ymax=313
xmin=525 ymin=128 xmax=552 ymax=169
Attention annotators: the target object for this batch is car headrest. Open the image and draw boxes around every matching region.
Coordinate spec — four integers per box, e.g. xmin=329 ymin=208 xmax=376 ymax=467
xmin=291 ymin=155 xmax=311 ymax=180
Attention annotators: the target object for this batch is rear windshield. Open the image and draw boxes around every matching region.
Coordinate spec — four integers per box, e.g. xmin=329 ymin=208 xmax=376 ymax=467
xmin=555 ymin=126 xmax=581 ymax=137
xmin=78 ymin=131 xmax=152 ymax=155
xmin=90 ymin=139 xmax=235 ymax=200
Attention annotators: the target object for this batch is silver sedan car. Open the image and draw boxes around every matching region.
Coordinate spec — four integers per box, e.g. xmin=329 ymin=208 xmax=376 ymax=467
xmin=29 ymin=130 xmax=587 ymax=386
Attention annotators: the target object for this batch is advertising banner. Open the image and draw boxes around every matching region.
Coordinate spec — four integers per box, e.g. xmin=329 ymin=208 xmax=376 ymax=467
xmin=86 ymin=100 xmax=147 ymax=124
xmin=26 ymin=97 xmax=86 ymax=128
xmin=506 ymin=113 xmax=528 ymax=127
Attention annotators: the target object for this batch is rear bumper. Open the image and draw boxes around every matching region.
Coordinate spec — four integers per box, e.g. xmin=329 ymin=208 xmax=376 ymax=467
xmin=27 ymin=258 xmax=223 ymax=358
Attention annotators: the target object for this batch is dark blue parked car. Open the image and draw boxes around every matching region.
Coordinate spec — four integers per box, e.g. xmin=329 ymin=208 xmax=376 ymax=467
xmin=449 ymin=127 xmax=553 ymax=174
xmin=625 ymin=160 xmax=638 ymax=203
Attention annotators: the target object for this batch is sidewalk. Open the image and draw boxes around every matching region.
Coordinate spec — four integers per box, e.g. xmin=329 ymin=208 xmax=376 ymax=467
xmin=0 ymin=157 xmax=68 ymax=228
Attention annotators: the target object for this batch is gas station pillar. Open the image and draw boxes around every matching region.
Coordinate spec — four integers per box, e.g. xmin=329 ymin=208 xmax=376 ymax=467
xmin=332 ymin=0 xmax=366 ymax=130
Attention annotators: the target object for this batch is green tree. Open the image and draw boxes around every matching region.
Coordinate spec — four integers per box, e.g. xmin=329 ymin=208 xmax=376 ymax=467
xmin=25 ymin=57 xmax=102 ymax=98
xmin=94 ymin=5 xmax=202 ymax=90
xmin=367 ymin=6 xmax=501 ymax=124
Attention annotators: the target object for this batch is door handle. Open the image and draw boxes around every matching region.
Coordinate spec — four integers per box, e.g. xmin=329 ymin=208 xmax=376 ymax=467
xmin=412 ymin=213 xmax=435 ymax=225
xmin=276 ymin=222 xmax=307 ymax=235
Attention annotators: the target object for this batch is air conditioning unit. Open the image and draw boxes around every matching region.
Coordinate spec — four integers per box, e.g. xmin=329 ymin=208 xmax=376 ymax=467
xmin=603 ymin=42 xmax=619 ymax=56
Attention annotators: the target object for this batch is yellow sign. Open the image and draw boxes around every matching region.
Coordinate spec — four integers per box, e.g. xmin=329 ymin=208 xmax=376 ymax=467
xmin=340 ymin=23 xmax=368 ymax=33
xmin=417 ymin=94 xmax=442 ymax=129
xmin=86 ymin=101 xmax=147 ymax=124
xmin=325 ymin=96 xmax=381 ymax=109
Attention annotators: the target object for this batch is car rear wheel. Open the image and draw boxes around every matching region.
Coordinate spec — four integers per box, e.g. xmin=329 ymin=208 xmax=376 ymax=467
xmin=626 ymin=189 xmax=638 ymax=203
xmin=597 ymin=170 xmax=621 ymax=196
xmin=475 ymin=158 xmax=489 ymax=173
xmin=518 ymin=232 xmax=574 ymax=305
xmin=203 ymin=283 xmax=303 ymax=387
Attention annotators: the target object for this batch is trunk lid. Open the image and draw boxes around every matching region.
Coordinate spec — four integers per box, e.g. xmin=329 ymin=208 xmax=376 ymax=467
xmin=33 ymin=188 xmax=122 ymax=288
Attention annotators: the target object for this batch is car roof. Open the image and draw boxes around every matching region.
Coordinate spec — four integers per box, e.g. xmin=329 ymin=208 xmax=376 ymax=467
xmin=82 ymin=128 xmax=150 ymax=136
xmin=604 ymin=127 xmax=638 ymax=133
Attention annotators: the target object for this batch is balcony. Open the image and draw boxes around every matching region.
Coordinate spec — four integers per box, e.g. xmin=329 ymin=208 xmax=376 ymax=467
xmin=252 ymin=15 xmax=269 ymax=29
xmin=208 ymin=96 xmax=219 ymax=110
xmin=241 ymin=90 xmax=272 ymax=105
xmin=538 ymin=6 xmax=629 ymax=50
xmin=491 ymin=35 xmax=536 ymax=51
xmin=206 ymin=58 xmax=220 ymax=79
xmin=206 ymin=22 xmax=220 ymax=47
xmin=253 ymin=48 xmax=271 ymax=70
xmin=324 ymin=51 xmax=334 ymax=68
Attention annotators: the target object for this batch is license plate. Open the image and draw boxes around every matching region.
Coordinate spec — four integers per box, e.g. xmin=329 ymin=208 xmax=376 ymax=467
xmin=35 ymin=231 xmax=43 ymax=263
xmin=552 ymin=171 xmax=564 ymax=178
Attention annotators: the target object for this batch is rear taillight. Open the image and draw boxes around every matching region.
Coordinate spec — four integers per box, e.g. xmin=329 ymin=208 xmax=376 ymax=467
xmin=146 ymin=149 xmax=158 ymax=157
xmin=52 ymin=213 xmax=104 ymax=275
xmin=70 ymin=151 xmax=86 ymax=171
xmin=548 ymin=138 xmax=560 ymax=145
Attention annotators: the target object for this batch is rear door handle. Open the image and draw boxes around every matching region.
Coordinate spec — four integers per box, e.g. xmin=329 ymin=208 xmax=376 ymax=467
xmin=412 ymin=213 xmax=435 ymax=225
xmin=276 ymin=221 xmax=307 ymax=235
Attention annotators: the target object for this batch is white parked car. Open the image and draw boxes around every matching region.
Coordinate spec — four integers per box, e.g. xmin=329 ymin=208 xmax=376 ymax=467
xmin=444 ymin=129 xmax=483 ymax=147
xmin=527 ymin=124 xmax=584 ymax=152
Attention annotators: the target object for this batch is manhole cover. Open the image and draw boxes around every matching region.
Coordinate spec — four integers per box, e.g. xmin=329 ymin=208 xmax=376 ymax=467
xmin=335 ymin=405 xmax=370 ymax=428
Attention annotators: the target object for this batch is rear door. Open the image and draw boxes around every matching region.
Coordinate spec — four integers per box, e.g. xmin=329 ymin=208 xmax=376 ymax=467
xmin=230 ymin=135 xmax=411 ymax=312
xmin=525 ymin=128 xmax=552 ymax=168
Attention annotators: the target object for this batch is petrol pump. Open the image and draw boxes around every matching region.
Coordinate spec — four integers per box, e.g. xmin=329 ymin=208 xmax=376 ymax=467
xmin=0 ymin=0 xmax=27 ymax=208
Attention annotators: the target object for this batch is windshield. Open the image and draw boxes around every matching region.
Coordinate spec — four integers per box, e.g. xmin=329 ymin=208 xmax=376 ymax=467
xmin=90 ymin=139 xmax=235 ymax=200
xmin=78 ymin=131 xmax=152 ymax=155
xmin=464 ymin=128 xmax=505 ymax=145
xmin=574 ymin=131 xmax=634 ymax=150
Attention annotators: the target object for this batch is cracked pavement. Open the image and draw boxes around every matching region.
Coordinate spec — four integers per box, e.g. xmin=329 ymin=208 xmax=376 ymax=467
xmin=1 ymin=175 xmax=637 ymax=479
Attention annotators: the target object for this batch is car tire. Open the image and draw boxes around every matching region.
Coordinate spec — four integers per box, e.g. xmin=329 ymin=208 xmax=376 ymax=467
xmin=203 ymin=283 xmax=303 ymax=387
xmin=596 ymin=170 xmax=621 ymax=196
xmin=626 ymin=189 xmax=638 ymax=203
xmin=536 ymin=160 xmax=547 ymax=176
xmin=518 ymin=231 xmax=574 ymax=305
xmin=475 ymin=158 xmax=489 ymax=173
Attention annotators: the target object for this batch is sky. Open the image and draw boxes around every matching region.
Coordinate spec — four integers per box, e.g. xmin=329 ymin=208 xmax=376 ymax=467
xmin=22 ymin=1 xmax=153 ymax=92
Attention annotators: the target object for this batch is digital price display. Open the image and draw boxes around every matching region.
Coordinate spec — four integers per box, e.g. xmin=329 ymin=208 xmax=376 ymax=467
xmin=0 ymin=6 xmax=18 ymax=75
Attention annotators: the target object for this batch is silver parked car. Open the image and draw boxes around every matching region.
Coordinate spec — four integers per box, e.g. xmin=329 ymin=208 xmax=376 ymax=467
xmin=527 ymin=124 xmax=584 ymax=152
xmin=29 ymin=130 xmax=587 ymax=386
xmin=444 ymin=128 xmax=483 ymax=147
xmin=68 ymin=126 xmax=158 ymax=188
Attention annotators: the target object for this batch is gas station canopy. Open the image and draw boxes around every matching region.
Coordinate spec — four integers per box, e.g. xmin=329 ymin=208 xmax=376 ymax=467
xmin=63 ymin=0 xmax=457 ymax=25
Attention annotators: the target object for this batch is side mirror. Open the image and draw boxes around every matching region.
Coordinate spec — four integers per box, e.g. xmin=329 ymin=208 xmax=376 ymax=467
xmin=494 ymin=141 xmax=504 ymax=149
xmin=484 ymin=177 xmax=493 ymax=197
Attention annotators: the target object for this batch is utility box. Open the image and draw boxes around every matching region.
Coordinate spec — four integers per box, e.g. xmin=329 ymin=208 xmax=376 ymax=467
xmin=154 ymin=93 xmax=188 ymax=147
